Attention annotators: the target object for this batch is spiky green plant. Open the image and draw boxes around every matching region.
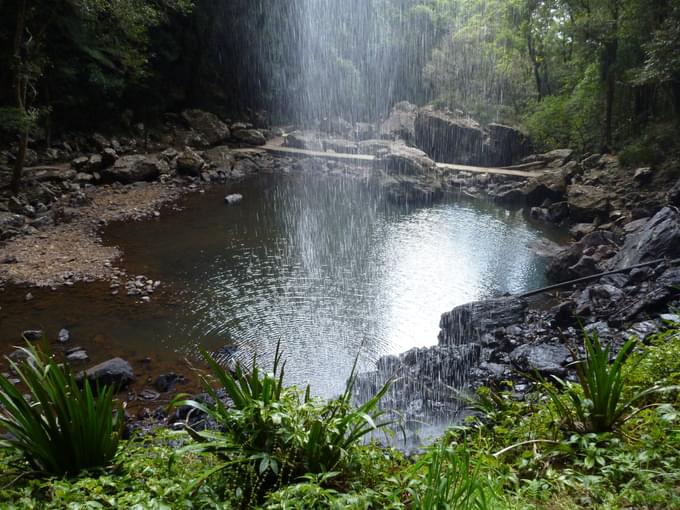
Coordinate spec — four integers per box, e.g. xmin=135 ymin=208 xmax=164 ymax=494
xmin=408 ymin=442 xmax=491 ymax=510
xmin=0 ymin=344 xmax=123 ymax=476
xmin=545 ymin=332 xmax=677 ymax=433
xmin=171 ymin=342 xmax=394 ymax=496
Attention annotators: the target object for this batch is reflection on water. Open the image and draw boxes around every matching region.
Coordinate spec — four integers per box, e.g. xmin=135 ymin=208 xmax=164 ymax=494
xmin=103 ymin=173 xmax=553 ymax=397
xmin=0 ymin=172 xmax=557 ymax=399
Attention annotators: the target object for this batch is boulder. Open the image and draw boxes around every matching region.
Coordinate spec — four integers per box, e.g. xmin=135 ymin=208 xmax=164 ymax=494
xmin=633 ymin=167 xmax=653 ymax=185
xmin=101 ymin=148 xmax=118 ymax=167
xmin=415 ymin=106 xmax=486 ymax=165
xmin=352 ymin=122 xmax=376 ymax=141
xmin=284 ymin=131 xmax=323 ymax=151
xmin=610 ymin=207 xmax=680 ymax=268
xmin=374 ymin=144 xmax=435 ymax=176
xmin=357 ymin=139 xmax=395 ymax=155
xmin=176 ymin=148 xmax=205 ymax=177
xmin=509 ymin=343 xmax=570 ymax=377
xmin=522 ymin=169 xmax=568 ymax=206
xmin=203 ymin=146 xmax=235 ymax=171
xmin=438 ymin=297 xmax=528 ymax=345
xmin=181 ymin=109 xmax=230 ymax=145
xmin=487 ymin=123 xmax=532 ymax=166
xmin=30 ymin=167 xmax=77 ymax=183
xmin=380 ymin=101 xmax=418 ymax=142
xmin=83 ymin=357 xmax=134 ymax=389
xmin=322 ymin=139 xmax=358 ymax=154
xmin=546 ymin=230 xmax=617 ymax=281
xmin=0 ymin=212 xmax=26 ymax=240
xmin=540 ymin=149 xmax=573 ymax=166
xmin=567 ymin=184 xmax=612 ymax=222
xmin=232 ymin=129 xmax=266 ymax=146
xmin=154 ymin=373 xmax=184 ymax=393
xmin=101 ymin=155 xmax=166 ymax=184
xmin=668 ymin=179 xmax=680 ymax=207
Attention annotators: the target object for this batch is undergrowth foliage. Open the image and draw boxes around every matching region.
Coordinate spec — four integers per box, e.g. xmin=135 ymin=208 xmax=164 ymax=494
xmin=0 ymin=343 xmax=123 ymax=476
xmin=0 ymin=325 xmax=679 ymax=508
xmin=170 ymin=342 xmax=394 ymax=504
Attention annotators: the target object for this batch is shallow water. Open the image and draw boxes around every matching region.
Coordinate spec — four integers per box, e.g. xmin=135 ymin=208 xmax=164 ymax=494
xmin=1 ymin=172 xmax=560 ymax=399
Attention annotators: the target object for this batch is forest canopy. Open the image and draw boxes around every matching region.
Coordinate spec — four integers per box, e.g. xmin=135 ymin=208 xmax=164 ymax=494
xmin=1 ymin=0 xmax=679 ymax=154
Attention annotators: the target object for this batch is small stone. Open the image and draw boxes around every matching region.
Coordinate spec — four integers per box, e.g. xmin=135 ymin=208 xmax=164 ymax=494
xmin=660 ymin=313 xmax=680 ymax=324
xmin=66 ymin=350 xmax=89 ymax=362
xmin=58 ymin=328 xmax=70 ymax=343
xmin=25 ymin=292 xmax=34 ymax=301
xmin=140 ymin=296 xmax=151 ymax=303
xmin=22 ymin=330 xmax=43 ymax=342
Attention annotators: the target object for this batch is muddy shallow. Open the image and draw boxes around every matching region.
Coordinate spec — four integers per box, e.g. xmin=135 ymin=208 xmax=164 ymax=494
xmin=0 ymin=172 xmax=563 ymax=400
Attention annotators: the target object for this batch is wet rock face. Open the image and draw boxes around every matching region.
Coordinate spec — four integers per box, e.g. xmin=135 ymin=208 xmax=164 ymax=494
xmin=380 ymin=101 xmax=418 ymax=142
xmin=438 ymin=297 xmax=528 ymax=345
xmin=610 ymin=207 xmax=680 ymax=268
xmin=509 ymin=343 xmax=570 ymax=377
xmin=415 ymin=107 xmax=486 ymax=166
xmin=414 ymin=107 xmax=530 ymax=166
xmin=487 ymin=123 xmax=532 ymax=167
xmin=181 ymin=109 xmax=230 ymax=146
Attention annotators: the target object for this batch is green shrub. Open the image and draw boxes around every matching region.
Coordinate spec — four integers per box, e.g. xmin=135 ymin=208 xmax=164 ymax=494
xmin=171 ymin=343 xmax=394 ymax=502
xmin=626 ymin=320 xmax=680 ymax=388
xmin=523 ymin=63 xmax=601 ymax=152
xmin=543 ymin=332 xmax=677 ymax=433
xmin=0 ymin=343 xmax=123 ymax=477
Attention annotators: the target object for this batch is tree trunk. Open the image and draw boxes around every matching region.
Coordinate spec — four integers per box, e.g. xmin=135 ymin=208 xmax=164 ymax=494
xmin=602 ymin=37 xmax=618 ymax=152
xmin=10 ymin=0 xmax=28 ymax=196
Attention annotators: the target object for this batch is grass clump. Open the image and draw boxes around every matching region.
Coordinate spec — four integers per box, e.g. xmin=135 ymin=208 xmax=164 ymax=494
xmin=0 ymin=343 xmax=123 ymax=477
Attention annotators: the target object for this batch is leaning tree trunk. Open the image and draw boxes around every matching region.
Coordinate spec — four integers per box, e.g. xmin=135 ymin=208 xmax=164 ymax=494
xmin=10 ymin=0 xmax=28 ymax=196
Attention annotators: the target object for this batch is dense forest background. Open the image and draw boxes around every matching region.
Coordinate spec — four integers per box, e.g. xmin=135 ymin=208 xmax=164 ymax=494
xmin=1 ymin=0 xmax=680 ymax=156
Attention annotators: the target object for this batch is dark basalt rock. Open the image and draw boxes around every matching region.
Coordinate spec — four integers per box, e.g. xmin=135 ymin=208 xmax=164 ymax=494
xmin=83 ymin=357 xmax=134 ymax=389
xmin=509 ymin=343 xmax=570 ymax=377
xmin=610 ymin=207 xmax=680 ymax=268
xmin=438 ymin=297 xmax=528 ymax=345
xmin=154 ymin=373 xmax=184 ymax=393
xmin=22 ymin=330 xmax=43 ymax=342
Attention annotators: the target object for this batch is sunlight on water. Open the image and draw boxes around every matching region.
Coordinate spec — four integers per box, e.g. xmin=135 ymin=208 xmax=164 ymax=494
xmin=104 ymin=173 xmax=552 ymax=397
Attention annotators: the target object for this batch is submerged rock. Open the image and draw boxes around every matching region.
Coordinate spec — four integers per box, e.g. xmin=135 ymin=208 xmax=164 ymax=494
xmin=58 ymin=328 xmax=70 ymax=343
xmin=225 ymin=193 xmax=243 ymax=205
xmin=22 ymin=330 xmax=43 ymax=342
